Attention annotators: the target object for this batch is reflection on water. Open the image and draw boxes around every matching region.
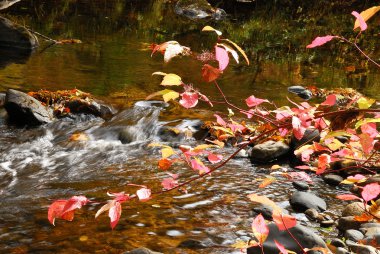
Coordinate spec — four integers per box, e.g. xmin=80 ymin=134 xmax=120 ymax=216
xmin=0 ymin=0 xmax=379 ymax=253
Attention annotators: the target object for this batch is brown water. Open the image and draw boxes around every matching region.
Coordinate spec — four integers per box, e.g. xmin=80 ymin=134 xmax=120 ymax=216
xmin=0 ymin=0 xmax=379 ymax=253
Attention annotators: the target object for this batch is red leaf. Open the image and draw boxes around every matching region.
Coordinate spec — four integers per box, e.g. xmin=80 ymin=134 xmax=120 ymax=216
xmin=316 ymin=154 xmax=330 ymax=175
xmin=306 ymin=36 xmax=336 ymax=48
xmin=251 ymin=214 xmax=269 ymax=244
xmin=288 ymin=172 xmax=313 ymax=183
xmin=179 ymin=92 xmax=199 ymax=109
xmin=161 ymin=177 xmax=178 ymax=190
xmin=361 ymin=183 xmax=380 ymax=202
xmin=336 ymin=194 xmax=362 ymax=201
xmin=272 ymin=210 xmax=297 ymax=231
xmin=275 ymin=240 xmax=288 ymax=254
xmin=361 ymin=123 xmax=378 ymax=138
xmin=215 ymin=46 xmax=229 ymax=71
xmin=321 ymin=94 xmax=336 ymax=106
xmin=208 ymin=153 xmax=223 ymax=164
xmin=359 ymin=133 xmax=374 ymax=155
xmin=190 ymin=158 xmax=210 ymax=174
xmin=202 ymin=64 xmax=221 ymax=82
xmin=109 ymin=201 xmax=122 ymax=229
xmin=214 ymin=114 xmax=227 ymax=127
xmin=136 ymin=188 xmax=152 ymax=202
xmin=352 ymin=11 xmax=368 ymax=31
xmin=245 ymin=95 xmax=269 ymax=107
xmin=61 ymin=195 xmax=89 ymax=215
xmin=48 ymin=195 xmax=88 ymax=225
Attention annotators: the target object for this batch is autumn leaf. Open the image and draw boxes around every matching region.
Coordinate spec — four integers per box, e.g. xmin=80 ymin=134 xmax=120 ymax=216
xmin=158 ymin=158 xmax=172 ymax=170
xmin=336 ymin=194 xmax=362 ymax=201
xmin=214 ymin=114 xmax=227 ymax=127
xmin=145 ymin=89 xmax=179 ymax=102
xmin=259 ymin=177 xmax=276 ymax=188
xmin=201 ymin=25 xmax=222 ymax=36
xmin=272 ymin=210 xmax=297 ymax=231
xmin=353 ymin=6 xmax=380 ymax=30
xmin=321 ymin=94 xmax=336 ymax=106
xmin=48 ymin=196 xmax=89 ymax=225
xmin=361 ymin=183 xmax=380 ymax=202
xmin=215 ymin=46 xmax=229 ymax=71
xmin=275 ymin=240 xmax=289 ymax=254
xmin=95 ymin=200 xmax=122 ymax=230
xmin=316 ymin=154 xmax=330 ymax=175
xmin=161 ymin=147 xmax=175 ymax=159
xmin=208 ymin=153 xmax=223 ymax=164
xmin=352 ymin=11 xmax=368 ymax=31
xmin=190 ymin=158 xmax=210 ymax=174
xmin=136 ymin=188 xmax=152 ymax=202
xmin=201 ymin=64 xmax=221 ymax=82
xmin=306 ymin=36 xmax=336 ymax=48
xmin=220 ymin=38 xmax=250 ymax=65
xmin=357 ymin=97 xmax=376 ymax=109
xmin=251 ymin=214 xmax=269 ymax=245
xmin=161 ymin=177 xmax=178 ymax=190
xmin=359 ymin=133 xmax=374 ymax=155
xmin=217 ymin=43 xmax=239 ymax=64
xmin=354 ymin=213 xmax=373 ymax=222
xmin=246 ymin=95 xmax=269 ymax=107
xmin=247 ymin=194 xmax=281 ymax=213
xmin=179 ymin=92 xmax=199 ymax=109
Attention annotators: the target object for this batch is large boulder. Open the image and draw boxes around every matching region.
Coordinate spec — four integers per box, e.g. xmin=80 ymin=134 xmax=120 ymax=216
xmin=175 ymin=0 xmax=226 ymax=20
xmin=290 ymin=191 xmax=327 ymax=212
xmin=0 ymin=16 xmax=39 ymax=49
xmin=247 ymin=223 xmax=327 ymax=254
xmin=4 ymin=89 xmax=53 ymax=126
xmin=249 ymin=140 xmax=290 ymax=163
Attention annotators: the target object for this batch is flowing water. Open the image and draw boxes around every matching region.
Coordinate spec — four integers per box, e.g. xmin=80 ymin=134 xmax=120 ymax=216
xmin=0 ymin=1 xmax=380 ymax=253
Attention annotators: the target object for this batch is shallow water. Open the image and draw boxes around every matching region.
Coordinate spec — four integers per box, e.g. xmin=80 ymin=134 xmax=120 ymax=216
xmin=0 ymin=0 xmax=378 ymax=253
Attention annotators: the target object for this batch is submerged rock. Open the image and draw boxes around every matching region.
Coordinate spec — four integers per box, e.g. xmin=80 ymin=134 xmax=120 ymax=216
xmin=175 ymin=0 xmax=226 ymax=20
xmin=247 ymin=223 xmax=327 ymax=254
xmin=249 ymin=140 xmax=290 ymax=163
xmin=4 ymin=89 xmax=53 ymax=126
xmin=0 ymin=16 xmax=39 ymax=49
xmin=290 ymin=191 xmax=327 ymax=212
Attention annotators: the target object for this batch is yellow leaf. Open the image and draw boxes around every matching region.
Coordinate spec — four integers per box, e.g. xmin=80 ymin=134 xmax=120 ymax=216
xmin=354 ymin=6 xmax=380 ymax=30
xmin=271 ymin=164 xmax=282 ymax=170
xmin=201 ymin=25 xmax=222 ymax=36
xmin=247 ymin=194 xmax=281 ymax=213
xmin=145 ymin=89 xmax=174 ymax=100
xmin=162 ymin=91 xmax=179 ymax=102
xmin=326 ymin=139 xmax=345 ymax=151
xmin=220 ymin=38 xmax=250 ymax=65
xmin=259 ymin=177 xmax=276 ymax=188
xmin=206 ymin=139 xmax=225 ymax=148
xmin=217 ymin=43 xmax=239 ymax=64
xmin=161 ymin=147 xmax=175 ymax=158
xmin=161 ymin=73 xmax=182 ymax=86
xmin=357 ymin=97 xmax=376 ymax=109
xmin=193 ymin=144 xmax=218 ymax=152
xmin=152 ymin=71 xmax=167 ymax=76
xmin=230 ymin=240 xmax=250 ymax=249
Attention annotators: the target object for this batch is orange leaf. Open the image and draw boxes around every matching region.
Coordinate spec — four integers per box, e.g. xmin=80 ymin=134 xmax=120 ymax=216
xmin=259 ymin=177 xmax=276 ymax=188
xmin=354 ymin=213 xmax=373 ymax=222
xmin=202 ymin=64 xmax=221 ymax=82
xmin=247 ymin=194 xmax=281 ymax=213
xmin=158 ymin=158 xmax=172 ymax=171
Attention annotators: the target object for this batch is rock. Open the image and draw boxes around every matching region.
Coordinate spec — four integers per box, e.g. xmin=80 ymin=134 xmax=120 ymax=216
xmin=323 ymin=174 xmax=343 ymax=186
xmin=0 ymin=0 xmax=21 ymax=10
xmin=252 ymin=204 xmax=278 ymax=220
xmin=4 ymin=89 xmax=54 ymax=126
xmin=123 ymin=248 xmax=162 ymax=254
xmin=177 ymin=239 xmax=206 ymax=249
xmin=336 ymin=247 xmax=350 ymax=254
xmin=249 ymin=140 xmax=290 ymax=163
xmin=346 ymin=240 xmax=380 ymax=254
xmin=360 ymin=223 xmax=380 ymax=236
xmin=342 ymin=202 xmax=367 ymax=217
xmin=305 ymin=208 xmax=319 ymax=221
xmin=288 ymin=86 xmax=313 ymax=100
xmin=290 ymin=191 xmax=327 ymax=212
xmin=247 ymin=223 xmax=327 ymax=254
xmin=0 ymin=92 xmax=5 ymax=107
xmin=330 ymin=238 xmax=346 ymax=248
xmin=344 ymin=229 xmax=364 ymax=242
xmin=0 ymin=16 xmax=39 ymax=49
xmin=361 ymin=234 xmax=380 ymax=246
xmin=292 ymin=181 xmax=310 ymax=191
xmin=158 ymin=119 xmax=208 ymax=143
xmin=174 ymin=0 xmax=226 ymax=20
xmin=64 ymin=99 xmax=114 ymax=119
xmin=320 ymin=219 xmax=335 ymax=227
xmin=338 ymin=216 xmax=362 ymax=231
xmin=291 ymin=127 xmax=320 ymax=149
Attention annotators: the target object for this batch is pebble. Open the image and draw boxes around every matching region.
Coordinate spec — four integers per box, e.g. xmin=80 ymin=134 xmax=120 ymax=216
xmin=330 ymin=238 xmax=346 ymax=248
xmin=304 ymin=208 xmax=319 ymax=221
xmin=344 ymin=229 xmax=364 ymax=242
xmin=322 ymin=174 xmax=343 ymax=186
xmin=337 ymin=216 xmax=362 ymax=231
xmin=292 ymin=181 xmax=309 ymax=191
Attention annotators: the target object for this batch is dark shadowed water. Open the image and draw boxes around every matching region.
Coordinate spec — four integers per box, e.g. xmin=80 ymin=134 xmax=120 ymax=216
xmin=0 ymin=0 xmax=379 ymax=253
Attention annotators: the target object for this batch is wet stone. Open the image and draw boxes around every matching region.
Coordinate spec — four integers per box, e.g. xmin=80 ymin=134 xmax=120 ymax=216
xmin=304 ymin=208 xmax=319 ymax=221
xmin=344 ymin=229 xmax=364 ymax=242
xmin=338 ymin=216 xmax=362 ymax=231
xmin=345 ymin=240 xmax=379 ymax=254
xmin=320 ymin=219 xmax=335 ymax=227
xmin=0 ymin=16 xmax=39 ymax=49
xmin=177 ymin=239 xmax=206 ymax=249
xmin=292 ymin=181 xmax=309 ymax=191
xmin=290 ymin=191 xmax=327 ymax=212
xmin=322 ymin=174 xmax=343 ymax=186
xmin=330 ymin=238 xmax=346 ymax=248
xmin=249 ymin=140 xmax=290 ymax=163
xmin=342 ymin=202 xmax=367 ymax=217
xmin=336 ymin=247 xmax=350 ymax=254
xmin=123 ymin=248 xmax=162 ymax=254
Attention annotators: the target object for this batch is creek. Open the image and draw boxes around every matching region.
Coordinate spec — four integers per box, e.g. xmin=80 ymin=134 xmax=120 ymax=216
xmin=0 ymin=0 xmax=380 ymax=253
